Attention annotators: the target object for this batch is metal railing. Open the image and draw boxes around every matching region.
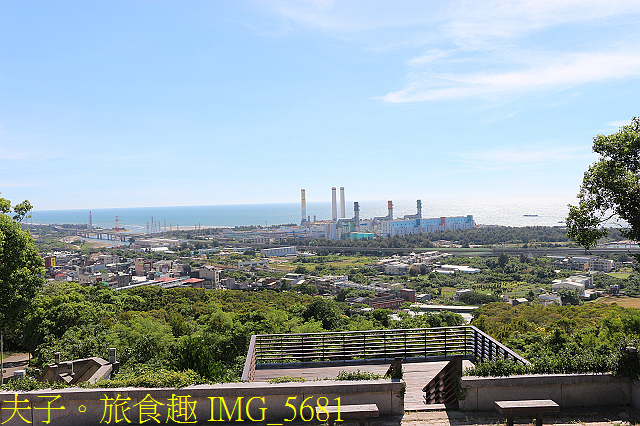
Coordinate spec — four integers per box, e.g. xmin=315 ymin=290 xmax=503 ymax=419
xmin=241 ymin=325 xmax=528 ymax=381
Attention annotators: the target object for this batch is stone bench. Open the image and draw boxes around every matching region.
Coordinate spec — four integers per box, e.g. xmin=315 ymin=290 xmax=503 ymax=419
xmin=316 ymin=403 xmax=379 ymax=426
xmin=495 ymin=399 xmax=560 ymax=426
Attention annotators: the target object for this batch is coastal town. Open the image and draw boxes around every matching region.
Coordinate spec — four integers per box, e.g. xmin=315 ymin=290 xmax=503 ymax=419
xmin=36 ymin=221 xmax=637 ymax=313
xmin=4 ymin=1 xmax=640 ymax=424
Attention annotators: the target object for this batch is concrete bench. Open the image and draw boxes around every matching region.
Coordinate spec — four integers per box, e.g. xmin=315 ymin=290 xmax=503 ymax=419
xmin=316 ymin=403 xmax=379 ymax=426
xmin=495 ymin=399 xmax=560 ymax=426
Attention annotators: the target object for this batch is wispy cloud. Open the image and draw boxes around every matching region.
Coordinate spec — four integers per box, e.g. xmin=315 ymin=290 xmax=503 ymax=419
xmin=382 ymin=51 xmax=640 ymax=102
xmin=457 ymin=145 xmax=595 ymax=170
xmin=607 ymin=120 xmax=631 ymax=127
xmin=262 ymin=0 xmax=640 ymax=103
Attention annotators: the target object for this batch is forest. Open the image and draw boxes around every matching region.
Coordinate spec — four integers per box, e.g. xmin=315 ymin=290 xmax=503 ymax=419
xmin=466 ymin=302 xmax=640 ymax=378
xmin=1 ymin=283 xmax=464 ymax=389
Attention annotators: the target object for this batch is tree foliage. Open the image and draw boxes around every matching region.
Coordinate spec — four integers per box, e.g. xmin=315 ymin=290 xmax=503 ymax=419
xmin=567 ymin=117 xmax=640 ymax=251
xmin=0 ymin=195 xmax=45 ymax=336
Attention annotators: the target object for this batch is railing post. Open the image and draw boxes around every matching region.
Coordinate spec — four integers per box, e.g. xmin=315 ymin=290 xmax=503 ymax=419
xmin=404 ymin=329 xmax=407 ymax=358
xmin=444 ymin=328 xmax=447 ymax=357
xmin=423 ymin=328 xmax=427 ymax=359
xmin=383 ymin=330 xmax=387 ymax=359
xmin=464 ymin=327 xmax=468 ymax=357
xmin=363 ymin=333 xmax=366 ymax=359
xmin=475 ymin=328 xmax=478 ymax=360
xmin=322 ymin=334 xmax=325 ymax=362
xmin=489 ymin=339 xmax=493 ymax=361
xmin=481 ymin=333 xmax=485 ymax=361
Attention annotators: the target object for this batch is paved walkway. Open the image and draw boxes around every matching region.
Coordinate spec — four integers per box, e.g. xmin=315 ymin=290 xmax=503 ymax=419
xmin=399 ymin=406 xmax=640 ymax=426
xmin=0 ymin=353 xmax=29 ymax=384
xmin=253 ymin=359 xmax=473 ymax=411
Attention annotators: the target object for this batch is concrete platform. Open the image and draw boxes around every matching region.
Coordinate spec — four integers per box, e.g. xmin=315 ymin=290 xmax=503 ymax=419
xmin=253 ymin=359 xmax=473 ymax=411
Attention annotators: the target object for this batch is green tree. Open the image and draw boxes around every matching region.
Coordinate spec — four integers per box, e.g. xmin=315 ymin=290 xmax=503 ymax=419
xmin=567 ymin=117 xmax=640 ymax=252
xmin=498 ymin=253 xmax=509 ymax=269
xmin=0 ymin=195 xmax=45 ymax=340
xmin=302 ymin=298 xmax=344 ymax=330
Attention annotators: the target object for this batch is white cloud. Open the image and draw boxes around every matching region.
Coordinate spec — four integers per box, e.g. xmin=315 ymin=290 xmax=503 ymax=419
xmin=260 ymin=0 xmax=640 ymax=103
xmin=262 ymin=0 xmax=640 ymax=35
xmin=440 ymin=0 xmax=640 ymax=49
xmin=382 ymin=51 xmax=640 ymax=102
xmin=261 ymin=0 xmax=440 ymax=32
xmin=457 ymin=145 xmax=595 ymax=170
xmin=407 ymin=50 xmax=448 ymax=66
xmin=607 ymin=120 xmax=631 ymax=127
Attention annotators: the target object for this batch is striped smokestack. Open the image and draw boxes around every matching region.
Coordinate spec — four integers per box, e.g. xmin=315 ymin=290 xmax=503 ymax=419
xmin=301 ymin=189 xmax=307 ymax=224
xmin=331 ymin=187 xmax=337 ymax=221
xmin=388 ymin=201 xmax=393 ymax=220
xmin=354 ymin=202 xmax=360 ymax=231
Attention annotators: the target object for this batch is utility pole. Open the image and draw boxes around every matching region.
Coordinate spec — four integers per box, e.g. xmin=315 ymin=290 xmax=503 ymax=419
xmin=1 ymin=332 xmax=4 ymax=385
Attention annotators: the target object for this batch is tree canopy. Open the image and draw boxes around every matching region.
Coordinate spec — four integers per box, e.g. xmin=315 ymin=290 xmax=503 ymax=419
xmin=0 ymin=195 xmax=45 ymax=334
xmin=567 ymin=117 xmax=640 ymax=251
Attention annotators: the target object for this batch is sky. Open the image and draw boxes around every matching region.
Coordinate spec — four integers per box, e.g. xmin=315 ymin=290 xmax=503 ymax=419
xmin=1 ymin=0 xmax=640 ymax=210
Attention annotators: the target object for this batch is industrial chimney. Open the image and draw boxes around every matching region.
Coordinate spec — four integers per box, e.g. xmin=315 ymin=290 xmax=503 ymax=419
xmin=354 ymin=202 xmax=360 ymax=232
xmin=388 ymin=201 xmax=393 ymax=220
xmin=331 ymin=187 xmax=337 ymax=221
xmin=340 ymin=187 xmax=346 ymax=218
xmin=301 ymin=189 xmax=307 ymax=224
xmin=416 ymin=200 xmax=422 ymax=225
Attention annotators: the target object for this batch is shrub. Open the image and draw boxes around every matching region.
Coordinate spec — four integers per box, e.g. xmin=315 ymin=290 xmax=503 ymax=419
xmin=267 ymin=376 xmax=306 ymax=384
xmin=335 ymin=370 xmax=381 ymax=381
xmin=0 ymin=377 xmax=69 ymax=391
xmin=172 ymin=335 xmax=233 ymax=382
xmin=464 ymin=358 xmax=532 ymax=377
xmin=95 ymin=365 xmax=208 ymax=388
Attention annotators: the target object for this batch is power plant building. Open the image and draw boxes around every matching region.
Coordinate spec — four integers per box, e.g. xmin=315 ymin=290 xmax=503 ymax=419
xmin=300 ymin=188 xmax=475 ymax=241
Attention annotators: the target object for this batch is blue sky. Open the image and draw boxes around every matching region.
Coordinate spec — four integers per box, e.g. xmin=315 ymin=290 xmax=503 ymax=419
xmin=2 ymin=0 xmax=640 ymax=210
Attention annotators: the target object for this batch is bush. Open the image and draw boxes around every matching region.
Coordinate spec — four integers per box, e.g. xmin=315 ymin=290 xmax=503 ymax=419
xmin=0 ymin=377 xmax=69 ymax=391
xmin=267 ymin=376 xmax=306 ymax=384
xmin=612 ymin=339 xmax=640 ymax=381
xmin=96 ymin=366 xmax=208 ymax=388
xmin=335 ymin=370 xmax=381 ymax=381
xmin=172 ymin=335 xmax=234 ymax=382
xmin=464 ymin=358 xmax=533 ymax=377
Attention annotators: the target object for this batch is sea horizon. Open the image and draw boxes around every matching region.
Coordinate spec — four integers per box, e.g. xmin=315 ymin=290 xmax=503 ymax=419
xmin=28 ymin=196 xmax=577 ymax=232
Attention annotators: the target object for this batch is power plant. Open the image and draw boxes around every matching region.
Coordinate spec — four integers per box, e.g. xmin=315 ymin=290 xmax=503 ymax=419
xmin=298 ymin=188 xmax=475 ymax=240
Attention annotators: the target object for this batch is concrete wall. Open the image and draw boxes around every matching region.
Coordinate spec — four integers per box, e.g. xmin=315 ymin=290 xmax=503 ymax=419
xmin=461 ymin=374 xmax=632 ymax=411
xmin=0 ymin=379 xmax=403 ymax=425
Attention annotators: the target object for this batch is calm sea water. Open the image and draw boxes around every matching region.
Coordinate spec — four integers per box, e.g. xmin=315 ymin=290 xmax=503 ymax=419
xmin=30 ymin=197 xmax=577 ymax=232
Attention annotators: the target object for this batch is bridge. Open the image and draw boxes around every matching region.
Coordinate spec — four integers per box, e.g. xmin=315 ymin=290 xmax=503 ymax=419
xmin=75 ymin=229 xmax=146 ymax=243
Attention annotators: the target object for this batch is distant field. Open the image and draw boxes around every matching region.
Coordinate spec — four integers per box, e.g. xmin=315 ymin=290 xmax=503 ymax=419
xmin=593 ymin=296 xmax=640 ymax=309
xmin=607 ymin=272 xmax=632 ymax=279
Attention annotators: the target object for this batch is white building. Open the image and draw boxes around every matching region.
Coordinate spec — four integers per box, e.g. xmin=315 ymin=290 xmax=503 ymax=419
xmin=238 ymin=259 xmax=269 ymax=269
xmin=539 ymin=293 xmax=562 ymax=306
xmin=551 ymin=275 xmax=592 ymax=294
xmin=588 ymin=259 xmax=614 ymax=272
xmin=260 ymin=246 xmax=297 ymax=257
xmin=435 ymin=265 xmax=481 ymax=274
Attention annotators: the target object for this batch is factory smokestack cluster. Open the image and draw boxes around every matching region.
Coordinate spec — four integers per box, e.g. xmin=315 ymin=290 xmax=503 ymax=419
xmin=299 ymin=186 xmax=348 ymax=225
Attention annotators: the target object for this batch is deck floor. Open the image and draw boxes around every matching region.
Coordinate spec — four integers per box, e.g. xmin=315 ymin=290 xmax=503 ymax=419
xmin=253 ymin=359 xmax=473 ymax=411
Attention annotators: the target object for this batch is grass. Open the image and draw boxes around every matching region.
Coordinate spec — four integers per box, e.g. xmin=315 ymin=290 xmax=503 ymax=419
xmin=607 ymin=272 xmax=632 ymax=279
xmin=592 ymin=296 xmax=640 ymax=309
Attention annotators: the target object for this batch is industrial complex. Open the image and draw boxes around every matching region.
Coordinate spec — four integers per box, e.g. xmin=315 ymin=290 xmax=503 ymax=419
xmin=300 ymin=187 xmax=475 ymax=240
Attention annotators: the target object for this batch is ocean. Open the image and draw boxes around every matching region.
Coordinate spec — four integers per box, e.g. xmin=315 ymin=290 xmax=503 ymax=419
xmin=30 ymin=197 xmax=577 ymax=232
